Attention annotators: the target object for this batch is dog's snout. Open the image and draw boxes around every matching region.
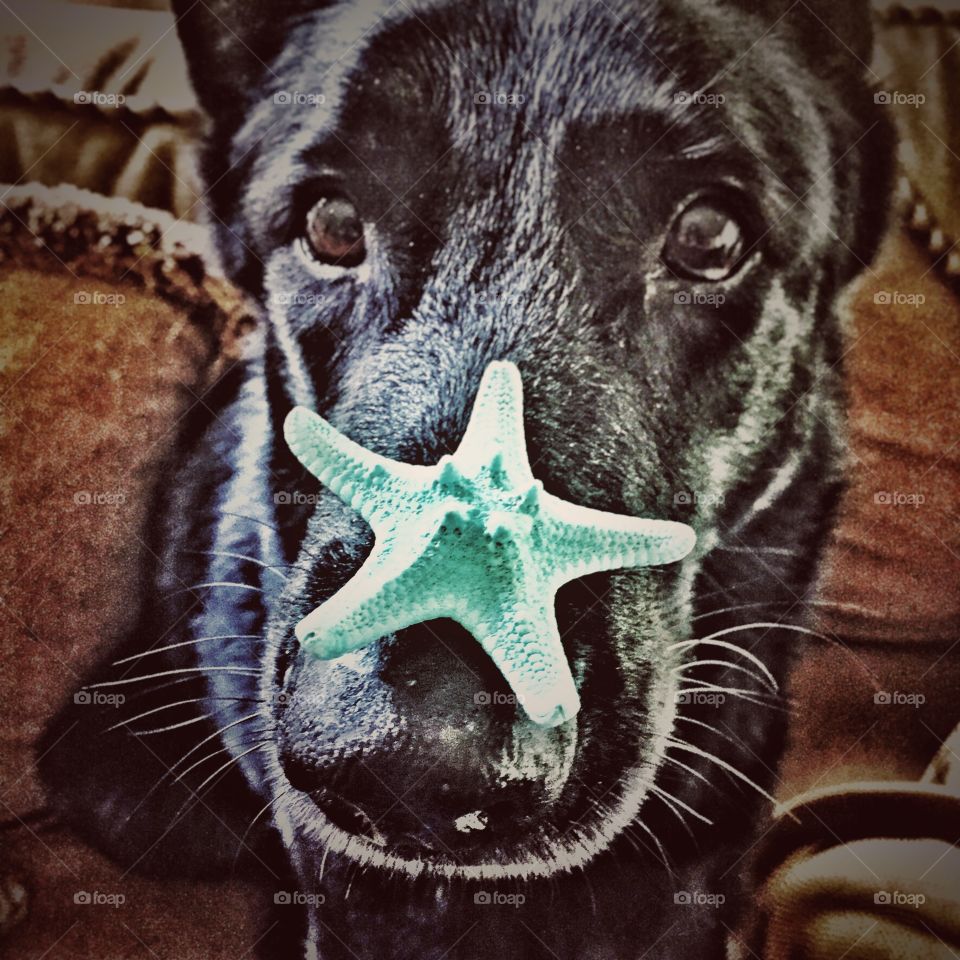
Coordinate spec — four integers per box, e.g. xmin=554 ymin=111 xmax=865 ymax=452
xmin=278 ymin=622 xmax=571 ymax=853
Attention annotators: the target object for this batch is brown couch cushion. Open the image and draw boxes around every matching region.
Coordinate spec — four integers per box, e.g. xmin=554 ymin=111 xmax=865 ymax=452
xmin=0 ymin=184 xmax=258 ymax=958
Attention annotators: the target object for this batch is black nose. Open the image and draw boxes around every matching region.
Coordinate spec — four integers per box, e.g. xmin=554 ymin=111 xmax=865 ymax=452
xmin=277 ymin=621 xmax=567 ymax=854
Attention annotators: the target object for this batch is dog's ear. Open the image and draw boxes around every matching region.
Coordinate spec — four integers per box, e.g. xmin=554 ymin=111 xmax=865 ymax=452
xmin=170 ymin=0 xmax=334 ymax=118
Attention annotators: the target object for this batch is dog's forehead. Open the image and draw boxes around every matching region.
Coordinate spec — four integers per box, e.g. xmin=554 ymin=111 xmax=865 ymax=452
xmin=314 ymin=0 xmax=700 ymax=126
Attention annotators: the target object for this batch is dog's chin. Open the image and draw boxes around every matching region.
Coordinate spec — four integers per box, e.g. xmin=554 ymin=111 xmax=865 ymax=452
xmin=272 ymin=760 xmax=662 ymax=882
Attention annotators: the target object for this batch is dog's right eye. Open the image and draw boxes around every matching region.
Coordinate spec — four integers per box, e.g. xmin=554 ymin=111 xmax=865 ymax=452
xmin=303 ymin=196 xmax=366 ymax=268
xmin=662 ymin=197 xmax=746 ymax=282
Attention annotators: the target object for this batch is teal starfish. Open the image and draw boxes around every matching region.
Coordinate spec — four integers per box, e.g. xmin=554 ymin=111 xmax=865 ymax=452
xmin=284 ymin=361 xmax=696 ymax=728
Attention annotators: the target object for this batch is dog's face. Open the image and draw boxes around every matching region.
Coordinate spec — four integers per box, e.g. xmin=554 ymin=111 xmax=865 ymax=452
xmin=32 ymin=1 xmax=894 ymax=954
xmin=168 ymin=0 xmax=892 ymax=884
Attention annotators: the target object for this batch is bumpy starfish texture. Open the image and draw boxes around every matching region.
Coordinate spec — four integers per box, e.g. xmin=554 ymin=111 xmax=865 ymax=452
xmin=284 ymin=362 xmax=696 ymax=728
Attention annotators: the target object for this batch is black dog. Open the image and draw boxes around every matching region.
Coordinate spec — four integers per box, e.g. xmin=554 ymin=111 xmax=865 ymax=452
xmin=41 ymin=0 xmax=893 ymax=957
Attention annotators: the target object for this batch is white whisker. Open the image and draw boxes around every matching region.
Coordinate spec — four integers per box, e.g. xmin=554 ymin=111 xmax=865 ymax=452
xmin=660 ymin=753 xmax=717 ymax=790
xmin=677 ymin=680 xmax=784 ymax=709
xmin=674 ymin=715 xmax=748 ymax=751
xmin=232 ymin=786 xmax=293 ymax=873
xmin=628 ymin=817 xmax=675 ymax=879
xmin=118 ymin=714 xmax=265 ymax=830
xmin=165 ymin=581 xmax=265 ymax=599
xmin=694 ymin=621 xmax=842 ymax=648
xmin=87 ymin=667 xmax=259 ymax=690
xmin=104 ymin=696 xmax=256 ymax=732
xmin=672 ymin=658 xmax=775 ymax=692
xmin=649 ymin=783 xmax=712 ymax=827
xmin=112 ymin=635 xmax=263 ymax=666
xmin=667 ymin=638 xmax=779 ymax=690
xmin=665 ymin=738 xmax=777 ymax=804
xmin=168 ymin=742 xmax=270 ymax=832
xmin=185 ymin=549 xmax=291 ymax=581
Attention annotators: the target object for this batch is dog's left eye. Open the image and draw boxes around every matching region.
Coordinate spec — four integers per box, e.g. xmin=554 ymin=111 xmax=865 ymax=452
xmin=663 ymin=198 xmax=745 ymax=281
xmin=303 ymin=196 xmax=366 ymax=267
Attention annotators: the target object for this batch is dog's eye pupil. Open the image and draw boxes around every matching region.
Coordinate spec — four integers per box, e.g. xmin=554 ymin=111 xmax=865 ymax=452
xmin=305 ymin=197 xmax=366 ymax=267
xmin=664 ymin=200 xmax=744 ymax=281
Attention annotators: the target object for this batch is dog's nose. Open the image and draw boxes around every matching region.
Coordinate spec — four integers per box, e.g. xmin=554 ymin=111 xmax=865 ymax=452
xmin=278 ymin=621 xmax=568 ymax=853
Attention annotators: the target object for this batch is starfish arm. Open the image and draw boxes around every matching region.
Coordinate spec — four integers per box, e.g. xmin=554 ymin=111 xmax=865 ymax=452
xmin=538 ymin=492 xmax=696 ymax=584
xmin=468 ymin=600 xmax=580 ymax=728
xmin=296 ymin=507 xmax=478 ymax=659
xmin=295 ymin=541 xmax=453 ymax=660
xmin=453 ymin=361 xmax=535 ymax=487
xmin=284 ymin=406 xmax=430 ymax=525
